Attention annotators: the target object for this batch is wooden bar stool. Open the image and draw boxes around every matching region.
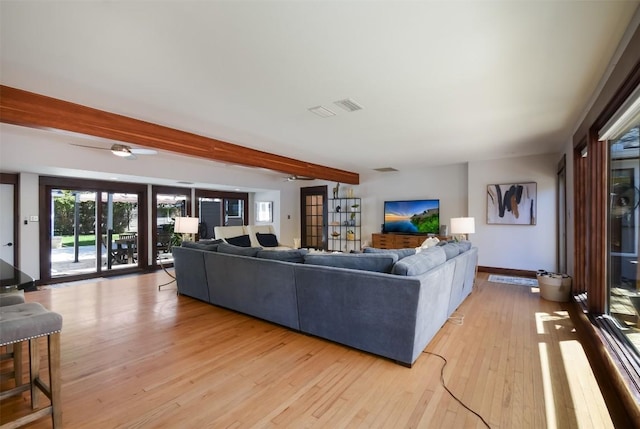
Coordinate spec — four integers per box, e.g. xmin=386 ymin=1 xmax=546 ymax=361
xmin=0 ymin=302 xmax=63 ymax=428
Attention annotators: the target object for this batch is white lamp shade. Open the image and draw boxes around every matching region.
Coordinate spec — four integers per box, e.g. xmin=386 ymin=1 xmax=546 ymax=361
xmin=174 ymin=217 xmax=199 ymax=234
xmin=450 ymin=217 xmax=475 ymax=234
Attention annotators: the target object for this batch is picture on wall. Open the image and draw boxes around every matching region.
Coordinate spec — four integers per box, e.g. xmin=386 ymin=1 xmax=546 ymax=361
xmin=487 ymin=182 xmax=537 ymax=225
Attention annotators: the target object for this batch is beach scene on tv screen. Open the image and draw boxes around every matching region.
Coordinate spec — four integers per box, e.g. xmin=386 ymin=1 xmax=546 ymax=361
xmin=385 ymin=200 xmax=440 ymax=234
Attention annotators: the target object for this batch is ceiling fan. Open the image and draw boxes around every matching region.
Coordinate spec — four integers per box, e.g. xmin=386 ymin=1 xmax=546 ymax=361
xmin=285 ymin=175 xmax=315 ymax=181
xmin=71 ymin=143 xmax=158 ymax=160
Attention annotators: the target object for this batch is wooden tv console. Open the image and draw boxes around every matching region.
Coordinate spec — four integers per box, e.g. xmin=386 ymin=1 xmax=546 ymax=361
xmin=371 ymin=233 xmax=450 ymax=249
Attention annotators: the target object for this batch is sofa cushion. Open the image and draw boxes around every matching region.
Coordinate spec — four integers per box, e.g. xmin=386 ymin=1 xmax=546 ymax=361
xmin=257 ymin=248 xmax=308 ymax=263
xmin=181 ymin=239 xmax=223 ymax=252
xmin=304 ymin=252 xmax=399 ymax=273
xmin=217 ymin=242 xmax=262 ymax=257
xmin=225 ymin=234 xmax=252 ymax=247
xmin=391 ymin=246 xmax=446 ymax=276
xmin=441 ymin=243 xmax=460 ymax=260
xmin=256 ymin=232 xmax=279 ymax=247
xmin=457 ymin=240 xmax=472 ymax=252
xmin=363 ymin=247 xmax=416 ymax=260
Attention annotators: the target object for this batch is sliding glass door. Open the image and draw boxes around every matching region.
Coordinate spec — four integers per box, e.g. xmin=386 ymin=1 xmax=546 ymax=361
xmin=40 ymin=177 xmax=147 ymax=284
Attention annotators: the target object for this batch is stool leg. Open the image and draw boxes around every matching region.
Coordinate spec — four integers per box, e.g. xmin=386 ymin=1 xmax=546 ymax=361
xmin=48 ymin=332 xmax=62 ymax=428
xmin=29 ymin=338 xmax=40 ymax=409
xmin=13 ymin=341 xmax=23 ymax=386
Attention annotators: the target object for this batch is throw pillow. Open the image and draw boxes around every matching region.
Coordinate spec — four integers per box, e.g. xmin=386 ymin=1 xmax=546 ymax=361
xmin=257 ymin=249 xmax=308 ymax=263
xmin=225 ymin=234 xmax=252 ymax=247
xmin=420 ymin=237 xmax=440 ymax=248
xmin=217 ymin=242 xmax=262 ymax=257
xmin=256 ymin=232 xmax=279 ymax=247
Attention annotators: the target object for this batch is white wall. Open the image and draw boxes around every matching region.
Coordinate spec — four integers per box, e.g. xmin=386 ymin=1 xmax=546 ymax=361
xmin=3 ymin=124 xmax=564 ymax=276
xmin=18 ymin=173 xmax=40 ymax=279
xmin=468 ymin=154 xmax=559 ymax=272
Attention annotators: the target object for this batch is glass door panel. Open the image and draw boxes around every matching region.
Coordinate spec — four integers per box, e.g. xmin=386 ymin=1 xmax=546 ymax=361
xmin=301 ymin=187 xmax=327 ymax=249
xmin=156 ymin=193 xmax=187 ymax=264
xmin=100 ymin=192 xmax=139 ymax=271
xmin=608 ymin=125 xmax=640 ymax=356
xmin=50 ymin=189 xmax=99 ymax=277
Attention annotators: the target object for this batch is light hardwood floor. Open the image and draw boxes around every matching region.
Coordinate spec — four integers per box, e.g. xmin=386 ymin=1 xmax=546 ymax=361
xmin=1 ymin=271 xmax=614 ymax=428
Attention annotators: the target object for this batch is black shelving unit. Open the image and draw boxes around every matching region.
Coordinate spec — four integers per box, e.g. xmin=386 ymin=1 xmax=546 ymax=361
xmin=328 ymin=198 xmax=361 ymax=252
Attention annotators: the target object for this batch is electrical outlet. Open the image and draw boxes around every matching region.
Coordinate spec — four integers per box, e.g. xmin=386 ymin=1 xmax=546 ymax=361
xmin=29 ymin=215 xmax=39 ymax=222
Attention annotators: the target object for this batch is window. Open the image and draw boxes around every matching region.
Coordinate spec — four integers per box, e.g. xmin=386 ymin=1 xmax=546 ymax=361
xmin=600 ymin=85 xmax=640 ymax=357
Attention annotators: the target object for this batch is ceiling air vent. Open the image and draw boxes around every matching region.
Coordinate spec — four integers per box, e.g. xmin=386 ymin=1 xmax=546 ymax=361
xmin=308 ymin=106 xmax=336 ymax=118
xmin=334 ymin=98 xmax=363 ymax=112
xmin=373 ymin=167 xmax=398 ymax=172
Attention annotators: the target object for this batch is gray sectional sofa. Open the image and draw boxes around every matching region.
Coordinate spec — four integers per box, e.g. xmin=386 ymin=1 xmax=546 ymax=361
xmin=172 ymin=240 xmax=478 ymax=366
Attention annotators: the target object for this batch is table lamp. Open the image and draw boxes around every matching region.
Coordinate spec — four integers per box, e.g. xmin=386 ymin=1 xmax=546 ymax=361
xmin=450 ymin=217 xmax=475 ymax=241
xmin=174 ymin=216 xmax=199 ymax=242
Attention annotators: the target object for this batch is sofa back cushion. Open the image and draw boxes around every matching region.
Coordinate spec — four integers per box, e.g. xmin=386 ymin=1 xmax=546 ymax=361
xmin=181 ymin=239 xmax=223 ymax=252
xmin=441 ymin=243 xmax=460 ymax=260
xmin=217 ymin=242 xmax=262 ymax=257
xmin=225 ymin=234 xmax=252 ymax=247
xmin=257 ymin=249 xmax=308 ymax=263
xmin=256 ymin=232 xmax=279 ymax=247
xmin=457 ymin=240 xmax=472 ymax=252
xmin=363 ymin=247 xmax=416 ymax=260
xmin=304 ymin=252 xmax=399 ymax=273
xmin=391 ymin=246 xmax=446 ymax=276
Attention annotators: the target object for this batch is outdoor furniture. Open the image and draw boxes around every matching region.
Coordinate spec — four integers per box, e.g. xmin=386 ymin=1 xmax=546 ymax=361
xmin=115 ymin=233 xmax=137 ymax=264
xmin=0 ymin=302 xmax=63 ymax=428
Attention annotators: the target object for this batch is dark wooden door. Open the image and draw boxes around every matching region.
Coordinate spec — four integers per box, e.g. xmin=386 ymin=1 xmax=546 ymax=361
xmin=300 ymin=186 xmax=327 ymax=250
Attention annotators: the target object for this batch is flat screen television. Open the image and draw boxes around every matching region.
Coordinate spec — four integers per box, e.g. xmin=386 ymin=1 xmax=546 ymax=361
xmin=383 ymin=199 xmax=440 ymax=234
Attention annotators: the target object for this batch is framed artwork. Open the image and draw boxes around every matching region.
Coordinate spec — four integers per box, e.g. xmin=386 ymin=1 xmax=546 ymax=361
xmin=487 ymin=182 xmax=537 ymax=225
xmin=256 ymin=201 xmax=273 ymax=222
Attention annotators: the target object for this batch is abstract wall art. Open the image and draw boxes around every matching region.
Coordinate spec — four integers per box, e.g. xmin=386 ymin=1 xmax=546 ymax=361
xmin=487 ymin=182 xmax=537 ymax=225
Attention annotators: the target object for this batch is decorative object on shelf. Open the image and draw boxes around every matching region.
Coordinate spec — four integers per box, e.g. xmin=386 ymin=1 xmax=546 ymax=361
xmin=350 ymin=203 xmax=359 ymax=212
xmin=450 ymin=217 xmax=475 ymax=241
xmin=331 ymin=231 xmax=341 ymax=238
xmin=333 ymin=182 xmax=340 ymax=199
xmin=346 ymin=230 xmax=355 ymax=240
xmin=348 ymin=188 xmax=355 ymax=198
xmin=335 ymin=205 xmax=341 ymax=212
xmin=487 ymin=182 xmax=536 ymax=225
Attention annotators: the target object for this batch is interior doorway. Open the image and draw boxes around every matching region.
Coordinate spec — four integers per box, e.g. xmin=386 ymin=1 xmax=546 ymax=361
xmin=300 ymin=186 xmax=327 ymax=250
xmin=0 ymin=173 xmax=18 ymax=265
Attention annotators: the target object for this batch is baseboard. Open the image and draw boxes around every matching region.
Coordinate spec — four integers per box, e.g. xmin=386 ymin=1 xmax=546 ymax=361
xmin=477 ymin=266 xmax=537 ymax=278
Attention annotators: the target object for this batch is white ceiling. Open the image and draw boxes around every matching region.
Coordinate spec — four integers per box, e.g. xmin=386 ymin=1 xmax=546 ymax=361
xmin=1 ymin=1 xmax=639 ymax=178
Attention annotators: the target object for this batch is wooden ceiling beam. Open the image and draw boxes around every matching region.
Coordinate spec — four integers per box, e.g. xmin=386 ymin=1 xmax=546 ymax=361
xmin=0 ymin=85 xmax=359 ymax=184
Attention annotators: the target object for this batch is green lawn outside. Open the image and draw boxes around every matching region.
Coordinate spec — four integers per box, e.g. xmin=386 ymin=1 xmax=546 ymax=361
xmin=59 ymin=234 xmax=127 ymax=247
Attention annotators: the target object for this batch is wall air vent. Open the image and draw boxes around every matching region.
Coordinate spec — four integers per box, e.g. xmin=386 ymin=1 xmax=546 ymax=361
xmin=373 ymin=167 xmax=398 ymax=172
xmin=334 ymin=98 xmax=363 ymax=112
xmin=308 ymin=106 xmax=336 ymax=118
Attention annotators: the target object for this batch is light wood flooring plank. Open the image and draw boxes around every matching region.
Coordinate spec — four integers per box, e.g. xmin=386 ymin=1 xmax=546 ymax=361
xmin=0 ymin=272 xmax=614 ymax=428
